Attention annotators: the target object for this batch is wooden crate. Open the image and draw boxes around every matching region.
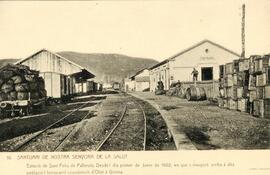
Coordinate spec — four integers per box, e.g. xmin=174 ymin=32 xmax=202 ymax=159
xmin=264 ymin=99 xmax=270 ymax=119
xmin=233 ymin=59 xmax=239 ymax=73
xmin=233 ymin=73 xmax=242 ymax=86
xmin=248 ymin=75 xmax=256 ymax=90
xmin=253 ymin=99 xmax=270 ymax=119
xmin=219 ymin=65 xmax=225 ymax=79
xmin=249 ymin=90 xmax=257 ymax=102
xmin=253 ymin=99 xmax=262 ymax=117
xmin=241 ymin=70 xmax=249 ymax=86
xmin=256 ymin=86 xmax=264 ymax=99
xmin=225 ymin=62 xmax=234 ymax=75
xmin=237 ymin=98 xmax=248 ymax=112
xmin=256 ymin=73 xmax=267 ymax=87
xmin=266 ymin=66 xmax=270 ymax=84
xmin=228 ymin=98 xmax=237 ymax=110
xmin=265 ymin=85 xmax=270 ymax=99
xmin=237 ymin=87 xmax=244 ymax=98
xmin=225 ymin=87 xmax=233 ymax=98
xmin=225 ymin=74 xmax=233 ymax=87
xmin=239 ymin=59 xmax=249 ymax=72
xmin=233 ymin=86 xmax=238 ymax=100
xmin=249 ymin=56 xmax=256 ymax=74
xmin=254 ymin=56 xmax=269 ymax=74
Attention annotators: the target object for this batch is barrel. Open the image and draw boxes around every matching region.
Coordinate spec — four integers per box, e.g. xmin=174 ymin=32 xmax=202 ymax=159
xmin=186 ymin=86 xmax=206 ymax=101
xmin=177 ymin=87 xmax=186 ymax=98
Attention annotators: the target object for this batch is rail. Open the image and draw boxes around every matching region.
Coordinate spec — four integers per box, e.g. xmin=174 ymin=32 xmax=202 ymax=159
xmin=13 ymin=101 xmax=92 ymax=151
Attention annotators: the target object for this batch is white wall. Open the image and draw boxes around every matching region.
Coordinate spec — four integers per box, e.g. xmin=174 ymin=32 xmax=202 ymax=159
xmin=39 ymin=72 xmax=61 ymax=98
xmin=149 ymin=63 xmax=170 ymax=91
xmin=170 ymin=42 xmax=238 ymax=82
xmin=136 ymin=69 xmax=149 ymax=77
xmin=124 ymin=79 xmax=135 ymax=91
xmin=20 ymin=50 xmax=82 ymax=75
xmin=135 ymin=82 xmax=150 ymax=91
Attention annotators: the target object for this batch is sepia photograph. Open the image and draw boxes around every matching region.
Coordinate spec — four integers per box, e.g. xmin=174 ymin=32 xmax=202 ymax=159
xmin=0 ymin=0 xmax=269 ymax=154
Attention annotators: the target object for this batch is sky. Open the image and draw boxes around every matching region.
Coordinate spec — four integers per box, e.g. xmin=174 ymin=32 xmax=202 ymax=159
xmin=0 ymin=0 xmax=269 ymax=61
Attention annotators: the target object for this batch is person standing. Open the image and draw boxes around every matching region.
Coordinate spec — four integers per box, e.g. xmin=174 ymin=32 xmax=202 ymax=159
xmin=191 ymin=68 xmax=199 ymax=82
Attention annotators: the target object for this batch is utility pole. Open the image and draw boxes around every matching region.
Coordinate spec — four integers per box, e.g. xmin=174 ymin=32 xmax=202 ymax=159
xmin=241 ymin=4 xmax=245 ymax=59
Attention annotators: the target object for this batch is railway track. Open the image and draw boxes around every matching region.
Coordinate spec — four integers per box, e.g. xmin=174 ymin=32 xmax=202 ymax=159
xmin=95 ymin=99 xmax=147 ymax=151
xmin=13 ymin=101 xmax=95 ymax=152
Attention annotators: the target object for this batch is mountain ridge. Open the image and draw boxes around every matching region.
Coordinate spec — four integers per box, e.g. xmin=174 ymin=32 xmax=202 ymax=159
xmin=0 ymin=52 xmax=158 ymax=83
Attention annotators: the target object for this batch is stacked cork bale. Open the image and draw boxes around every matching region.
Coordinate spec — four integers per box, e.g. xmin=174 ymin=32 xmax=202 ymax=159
xmin=235 ymin=58 xmax=249 ymax=112
xmin=219 ymin=54 xmax=270 ymax=119
xmin=250 ymin=55 xmax=270 ymax=118
xmin=0 ymin=64 xmax=46 ymax=102
xmin=223 ymin=62 xmax=236 ymax=110
xmin=219 ymin=58 xmax=250 ymax=111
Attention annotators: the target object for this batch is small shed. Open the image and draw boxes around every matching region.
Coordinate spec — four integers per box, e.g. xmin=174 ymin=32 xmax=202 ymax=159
xmin=130 ymin=68 xmax=150 ymax=92
xmin=124 ymin=77 xmax=135 ymax=92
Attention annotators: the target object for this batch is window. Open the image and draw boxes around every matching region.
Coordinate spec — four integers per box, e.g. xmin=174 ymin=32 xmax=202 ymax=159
xmin=201 ymin=67 xmax=213 ymax=81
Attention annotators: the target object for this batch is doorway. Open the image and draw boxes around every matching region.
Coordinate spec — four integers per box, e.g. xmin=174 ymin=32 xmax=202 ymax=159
xmin=201 ymin=67 xmax=213 ymax=81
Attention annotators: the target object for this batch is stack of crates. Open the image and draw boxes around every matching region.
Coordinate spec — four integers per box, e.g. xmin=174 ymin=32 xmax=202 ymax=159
xmin=221 ymin=62 xmax=236 ymax=110
xmin=219 ymin=59 xmax=250 ymax=111
xmin=249 ymin=55 xmax=270 ymax=118
xmin=234 ymin=59 xmax=250 ymax=112
xmin=219 ymin=55 xmax=270 ymax=119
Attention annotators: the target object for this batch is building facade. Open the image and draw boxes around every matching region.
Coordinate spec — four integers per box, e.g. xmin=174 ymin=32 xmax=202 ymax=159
xmin=149 ymin=40 xmax=240 ymax=92
xmin=127 ymin=69 xmax=150 ymax=92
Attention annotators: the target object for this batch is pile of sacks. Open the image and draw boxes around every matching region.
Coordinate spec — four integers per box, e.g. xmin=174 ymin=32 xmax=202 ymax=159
xmin=0 ymin=64 xmax=47 ymax=102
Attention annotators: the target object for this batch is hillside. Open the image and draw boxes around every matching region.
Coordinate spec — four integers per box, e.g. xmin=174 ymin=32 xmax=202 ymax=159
xmin=0 ymin=52 xmax=158 ymax=83
xmin=0 ymin=59 xmax=19 ymax=68
xmin=58 ymin=52 xmax=158 ymax=83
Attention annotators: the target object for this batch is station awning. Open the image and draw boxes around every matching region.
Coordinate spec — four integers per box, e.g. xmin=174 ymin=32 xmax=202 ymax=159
xmin=70 ymin=69 xmax=95 ymax=83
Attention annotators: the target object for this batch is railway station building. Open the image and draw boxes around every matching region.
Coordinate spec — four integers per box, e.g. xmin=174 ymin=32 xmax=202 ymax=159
xmin=149 ymin=40 xmax=240 ymax=95
xmin=15 ymin=49 xmax=95 ymax=99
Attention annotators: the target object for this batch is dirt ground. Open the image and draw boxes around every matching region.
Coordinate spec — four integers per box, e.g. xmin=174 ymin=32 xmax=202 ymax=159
xmin=0 ymin=92 xmax=174 ymax=151
xmin=0 ymin=95 xmax=106 ymax=151
xmin=132 ymin=92 xmax=270 ymax=150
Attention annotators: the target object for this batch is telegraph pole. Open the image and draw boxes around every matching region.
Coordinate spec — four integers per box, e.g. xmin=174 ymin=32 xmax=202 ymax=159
xmin=241 ymin=4 xmax=245 ymax=59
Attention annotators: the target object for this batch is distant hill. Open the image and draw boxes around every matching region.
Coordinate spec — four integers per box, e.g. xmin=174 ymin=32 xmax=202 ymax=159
xmin=58 ymin=52 xmax=158 ymax=83
xmin=0 ymin=52 xmax=158 ymax=83
xmin=0 ymin=59 xmax=19 ymax=68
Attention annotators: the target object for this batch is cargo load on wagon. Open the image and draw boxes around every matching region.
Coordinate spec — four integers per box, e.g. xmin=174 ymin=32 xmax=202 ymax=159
xmin=0 ymin=64 xmax=47 ymax=117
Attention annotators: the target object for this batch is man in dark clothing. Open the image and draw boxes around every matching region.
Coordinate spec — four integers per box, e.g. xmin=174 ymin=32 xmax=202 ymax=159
xmin=191 ymin=68 xmax=199 ymax=82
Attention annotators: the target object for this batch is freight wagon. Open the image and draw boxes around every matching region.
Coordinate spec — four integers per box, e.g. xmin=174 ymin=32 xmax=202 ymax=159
xmin=112 ymin=82 xmax=120 ymax=90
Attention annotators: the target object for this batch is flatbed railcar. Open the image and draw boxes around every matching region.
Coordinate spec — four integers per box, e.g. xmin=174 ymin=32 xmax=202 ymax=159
xmin=0 ymin=96 xmax=46 ymax=117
